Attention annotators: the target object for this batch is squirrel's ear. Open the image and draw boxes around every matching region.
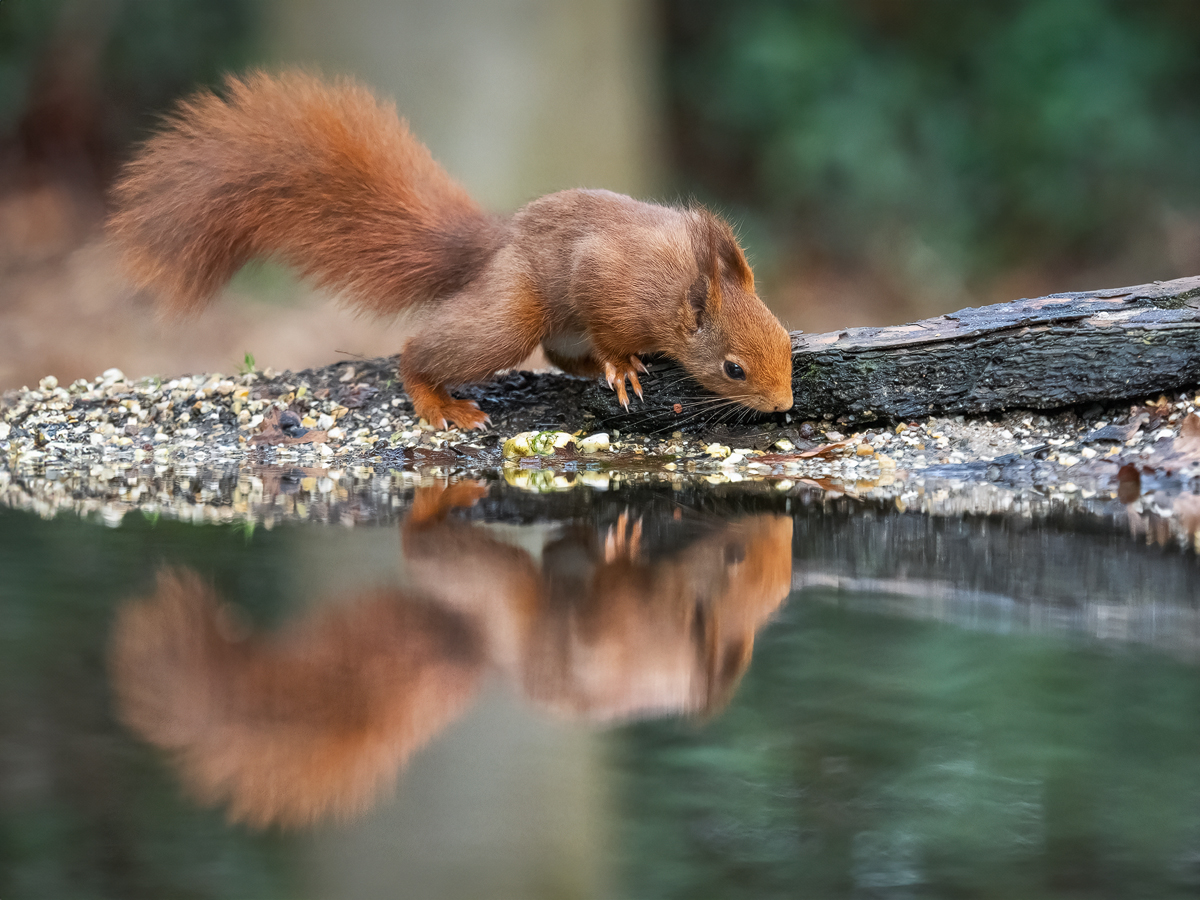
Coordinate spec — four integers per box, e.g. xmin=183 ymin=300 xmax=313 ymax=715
xmin=720 ymin=236 xmax=754 ymax=293
xmin=685 ymin=273 xmax=719 ymax=331
xmin=689 ymin=209 xmax=752 ymax=331
xmin=687 ymin=230 xmax=724 ymax=331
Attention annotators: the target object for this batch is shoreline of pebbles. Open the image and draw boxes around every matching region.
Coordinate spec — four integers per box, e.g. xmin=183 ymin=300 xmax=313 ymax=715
xmin=2 ymin=359 xmax=1198 ymax=551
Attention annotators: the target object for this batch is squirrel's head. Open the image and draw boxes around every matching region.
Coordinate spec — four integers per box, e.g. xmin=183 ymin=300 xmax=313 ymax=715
xmin=677 ymin=211 xmax=793 ymax=414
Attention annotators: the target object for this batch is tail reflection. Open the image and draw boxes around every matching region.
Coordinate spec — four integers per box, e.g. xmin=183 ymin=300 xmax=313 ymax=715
xmin=110 ymin=569 xmax=483 ymax=828
xmin=109 ymin=481 xmax=792 ymax=827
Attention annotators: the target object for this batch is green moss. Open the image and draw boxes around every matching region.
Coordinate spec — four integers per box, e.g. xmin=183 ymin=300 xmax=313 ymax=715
xmin=1151 ymin=286 xmax=1200 ymax=310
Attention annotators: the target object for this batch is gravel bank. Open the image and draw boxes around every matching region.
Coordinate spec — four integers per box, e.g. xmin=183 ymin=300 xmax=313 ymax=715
xmin=2 ymin=357 xmax=1197 ymax=548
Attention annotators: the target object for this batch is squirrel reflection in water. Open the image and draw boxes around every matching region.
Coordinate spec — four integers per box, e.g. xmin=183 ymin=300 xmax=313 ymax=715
xmin=109 ymin=482 xmax=792 ymax=828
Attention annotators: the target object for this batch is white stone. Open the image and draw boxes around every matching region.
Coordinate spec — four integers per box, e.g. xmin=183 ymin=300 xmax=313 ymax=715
xmin=578 ymin=433 xmax=611 ymax=453
xmin=579 ymin=471 xmax=611 ymax=491
xmin=503 ymin=431 xmax=536 ymax=457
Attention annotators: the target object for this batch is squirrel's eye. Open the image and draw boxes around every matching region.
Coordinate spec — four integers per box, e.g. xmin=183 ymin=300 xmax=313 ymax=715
xmin=723 ymin=360 xmax=746 ymax=380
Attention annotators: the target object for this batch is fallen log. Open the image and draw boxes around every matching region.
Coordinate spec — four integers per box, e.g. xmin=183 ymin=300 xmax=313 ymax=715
xmin=570 ymin=275 xmax=1200 ymax=428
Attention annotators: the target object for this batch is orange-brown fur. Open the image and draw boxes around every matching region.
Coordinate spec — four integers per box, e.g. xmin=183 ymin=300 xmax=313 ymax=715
xmin=108 ymin=71 xmax=794 ymax=429
xmin=108 ymin=483 xmax=793 ymax=827
xmin=400 ymin=483 xmax=794 ymax=721
xmin=109 ymin=569 xmax=483 ymax=828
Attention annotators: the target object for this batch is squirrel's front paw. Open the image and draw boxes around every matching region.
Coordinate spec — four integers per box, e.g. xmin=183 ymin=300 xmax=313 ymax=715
xmin=602 ymin=356 xmax=648 ymax=410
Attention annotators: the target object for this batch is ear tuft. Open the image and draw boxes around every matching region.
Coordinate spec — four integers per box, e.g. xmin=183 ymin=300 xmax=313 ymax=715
xmin=691 ymin=207 xmax=753 ymax=328
xmin=710 ymin=216 xmax=753 ymax=291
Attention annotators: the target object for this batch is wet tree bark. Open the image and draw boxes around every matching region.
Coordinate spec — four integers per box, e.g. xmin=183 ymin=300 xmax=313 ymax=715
xmin=574 ymin=275 xmax=1200 ymax=427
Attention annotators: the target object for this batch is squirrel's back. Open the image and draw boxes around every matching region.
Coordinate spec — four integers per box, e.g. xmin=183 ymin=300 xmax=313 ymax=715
xmin=109 ymin=70 xmax=505 ymax=314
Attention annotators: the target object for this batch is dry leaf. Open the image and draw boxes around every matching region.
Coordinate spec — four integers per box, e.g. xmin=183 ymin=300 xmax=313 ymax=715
xmin=249 ymin=408 xmax=330 ymax=446
xmin=1133 ymin=413 xmax=1200 ymax=476
xmin=1175 ymin=493 xmax=1200 ymax=542
xmin=1116 ymin=464 xmax=1141 ymax=504
xmin=756 ymin=440 xmax=853 ymax=465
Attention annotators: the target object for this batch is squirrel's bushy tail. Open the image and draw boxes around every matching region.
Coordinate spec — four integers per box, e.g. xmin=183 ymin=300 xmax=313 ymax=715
xmin=108 ymin=70 xmax=503 ymax=314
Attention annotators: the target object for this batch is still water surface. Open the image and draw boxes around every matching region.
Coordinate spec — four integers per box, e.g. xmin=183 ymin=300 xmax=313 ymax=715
xmin=2 ymin=477 xmax=1199 ymax=899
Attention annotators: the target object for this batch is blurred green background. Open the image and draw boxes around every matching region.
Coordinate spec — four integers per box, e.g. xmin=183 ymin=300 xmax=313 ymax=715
xmin=661 ymin=0 xmax=1200 ymax=317
xmin=1 ymin=0 xmax=1199 ymax=384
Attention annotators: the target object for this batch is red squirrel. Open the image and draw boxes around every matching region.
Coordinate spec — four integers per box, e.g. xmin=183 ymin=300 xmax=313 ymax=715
xmin=109 ymin=483 xmax=791 ymax=827
xmin=108 ymin=70 xmax=794 ymax=430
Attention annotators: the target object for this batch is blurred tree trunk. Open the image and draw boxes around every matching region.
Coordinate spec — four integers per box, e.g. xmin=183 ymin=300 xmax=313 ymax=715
xmin=265 ymin=0 xmax=662 ymax=210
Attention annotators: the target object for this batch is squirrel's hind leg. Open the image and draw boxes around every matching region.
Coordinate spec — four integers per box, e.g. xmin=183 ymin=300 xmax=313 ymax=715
xmin=400 ymin=374 xmax=491 ymax=431
xmin=399 ymin=284 xmax=547 ymax=430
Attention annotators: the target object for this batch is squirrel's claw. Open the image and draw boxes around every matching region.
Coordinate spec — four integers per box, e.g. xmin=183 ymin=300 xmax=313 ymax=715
xmin=603 ymin=361 xmax=628 ymax=409
xmin=602 ymin=362 xmax=621 ymax=390
xmin=604 ymin=511 xmax=644 ymax=562
xmin=603 ymin=358 xmax=645 ymax=408
xmin=627 ymin=366 xmax=643 ymax=401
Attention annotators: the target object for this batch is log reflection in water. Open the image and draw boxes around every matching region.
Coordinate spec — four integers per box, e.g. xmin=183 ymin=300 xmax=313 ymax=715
xmin=788 ymin=502 xmax=1200 ymax=655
